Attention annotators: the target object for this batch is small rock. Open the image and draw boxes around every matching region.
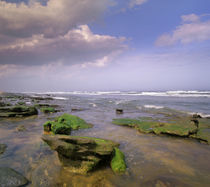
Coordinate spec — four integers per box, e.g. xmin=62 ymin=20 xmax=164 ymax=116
xmin=71 ymin=108 xmax=84 ymax=112
xmin=192 ymin=114 xmax=202 ymax=119
xmin=0 ymin=144 xmax=7 ymax=154
xmin=16 ymin=125 xmax=27 ymax=132
xmin=116 ymin=109 xmax=123 ymax=114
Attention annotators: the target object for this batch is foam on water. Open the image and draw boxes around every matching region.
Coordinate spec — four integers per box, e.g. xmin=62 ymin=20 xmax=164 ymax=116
xmin=144 ymin=105 xmax=164 ymax=109
xmin=24 ymin=90 xmax=210 ymax=98
xmin=52 ymin=97 xmax=69 ymax=100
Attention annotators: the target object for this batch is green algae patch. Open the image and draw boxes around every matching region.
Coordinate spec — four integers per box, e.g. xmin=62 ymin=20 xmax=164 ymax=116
xmin=112 ymin=118 xmax=159 ymax=133
xmin=0 ymin=105 xmax=38 ymax=118
xmin=41 ymin=107 xmax=56 ymax=114
xmin=43 ymin=114 xmax=92 ymax=135
xmin=57 ymin=113 xmax=92 ymax=130
xmin=111 ymin=148 xmax=126 ymax=174
xmin=112 ymin=117 xmax=200 ymax=138
xmin=43 ymin=121 xmax=71 ymax=135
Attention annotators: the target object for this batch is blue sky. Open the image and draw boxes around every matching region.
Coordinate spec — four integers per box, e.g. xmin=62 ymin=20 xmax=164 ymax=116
xmin=0 ymin=0 xmax=210 ymax=91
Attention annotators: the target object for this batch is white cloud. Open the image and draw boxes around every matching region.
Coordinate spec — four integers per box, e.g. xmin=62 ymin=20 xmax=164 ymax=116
xmin=0 ymin=25 xmax=126 ymax=65
xmin=181 ymin=14 xmax=200 ymax=23
xmin=129 ymin=0 xmax=148 ymax=8
xmin=156 ymin=14 xmax=210 ymax=46
xmin=0 ymin=0 xmax=113 ymax=38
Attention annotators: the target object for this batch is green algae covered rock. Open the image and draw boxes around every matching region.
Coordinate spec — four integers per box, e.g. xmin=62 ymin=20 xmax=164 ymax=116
xmin=111 ymin=148 xmax=126 ymax=174
xmin=43 ymin=113 xmax=92 ymax=135
xmin=42 ymin=134 xmax=123 ymax=174
xmin=112 ymin=117 xmax=198 ymax=137
xmin=0 ymin=105 xmax=38 ymax=118
xmin=41 ymin=107 xmax=56 ymax=114
xmin=112 ymin=116 xmax=210 ymax=144
xmin=0 ymin=167 xmax=28 ymax=187
xmin=43 ymin=121 xmax=71 ymax=135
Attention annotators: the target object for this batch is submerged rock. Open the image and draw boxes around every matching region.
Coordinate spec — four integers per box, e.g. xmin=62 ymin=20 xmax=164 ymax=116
xmin=0 ymin=102 xmax=12 ymax=107
xmin=71 ymin=108 xmax=85 ymax=112
xmin=0 ymin=167 xmax=28 ymax=187
xmin=16 ymin=125 xmax=27 ymax=132
xmin=41 ymin=107 xmax=56 ymax=114
xmin=0 ymin=144 xmax=7 ymax=154
xmin=17 ymin=101 xmax=25 ymax=105
xmin=42 ymin=135 xmax=125 ymax=174
xmin=0 ymin=105 xmax=38 ymax=118
xmin=43 ymin=113 xmax=92 ymax=135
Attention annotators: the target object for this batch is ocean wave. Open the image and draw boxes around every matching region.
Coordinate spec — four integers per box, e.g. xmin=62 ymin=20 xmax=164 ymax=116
xmin=52 ymin=97 xmax=69 ymax=100
xmin=89 ymin=103 xmax=97 ymax=107
xmin=187 ymin=112 xmax=210 ymax=118
xmin=23 ymin=91 xmax=210 ymax=98
xmin=144 ymin=105 xmax=164 ymax=109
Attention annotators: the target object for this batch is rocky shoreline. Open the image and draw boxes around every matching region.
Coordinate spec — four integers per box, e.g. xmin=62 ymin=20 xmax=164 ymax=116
xmin=0 ymin=92 xmax=210 ymax=186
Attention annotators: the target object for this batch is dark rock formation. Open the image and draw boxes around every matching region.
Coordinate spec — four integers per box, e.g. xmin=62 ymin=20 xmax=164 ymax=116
xmin=116 ymin=109 xmax=123 ymax=114
xmin=0 ymin=105 xmax=38 ymax=118
xmin=42 ymin=135 xmax=126 ymax=174
xmin=0 ymin=144 xmax=7 ymax=154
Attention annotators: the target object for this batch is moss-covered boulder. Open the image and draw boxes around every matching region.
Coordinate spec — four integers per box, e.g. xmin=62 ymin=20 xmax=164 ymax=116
xmin=111 ymin=148 xmax=126 ymax=174
xmin=42 ymin=135 xmax=125 ymax=174
xmin=0 ymin=167 xmax=28 ymax=187
xmin=0 ymin=105 xmax=38 ymax=118
xmin=43 ymin=113 xmax=92 ymax=135
xmin=0 ymin=144 xmax=7 ymax=154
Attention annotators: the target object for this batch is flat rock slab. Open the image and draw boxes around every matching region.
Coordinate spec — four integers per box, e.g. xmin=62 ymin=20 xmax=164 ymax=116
xmin=0 ymin=167 xmax=28 ymax=187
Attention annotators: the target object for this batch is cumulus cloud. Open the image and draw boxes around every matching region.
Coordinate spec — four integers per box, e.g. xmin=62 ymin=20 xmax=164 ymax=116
xmin=0 ymin=25 xmax=126 ymax=65
xmin=156 ymin=14 xmax=210 ymax=46
xmin=0 ymin=0 xmax=113 ymax=38
xmin=129 ymin=0 xmax=148 ymax=8
xmin=0 ymin=0 xmax=127 ymax=66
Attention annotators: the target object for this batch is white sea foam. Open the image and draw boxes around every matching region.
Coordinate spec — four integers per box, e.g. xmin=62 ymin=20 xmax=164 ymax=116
xmin=23 ymin=91 xmax=210 ymax=98
xmin=144 ymin=105 xmax=164 ymax=109
xmin=52 ymin=97 xmax=69 ymax=100
xmin=187 ymin=112 xmax=210 ymax=118
xmin=89 ymin=103 xmax=97 ymax=107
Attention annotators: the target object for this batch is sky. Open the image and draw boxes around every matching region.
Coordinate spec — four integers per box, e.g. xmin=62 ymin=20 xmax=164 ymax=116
xmin=0 ymin=0 xmax=210 ymax=92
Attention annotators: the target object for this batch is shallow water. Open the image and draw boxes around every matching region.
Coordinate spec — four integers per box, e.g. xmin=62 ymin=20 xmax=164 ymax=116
xmin=0 ymin=93 xmax=210 ymax=186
